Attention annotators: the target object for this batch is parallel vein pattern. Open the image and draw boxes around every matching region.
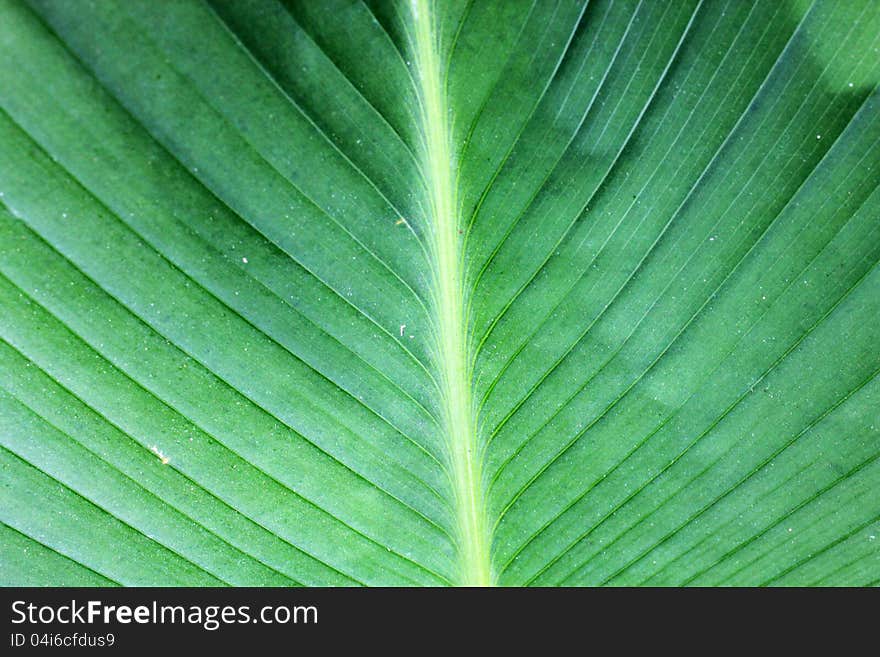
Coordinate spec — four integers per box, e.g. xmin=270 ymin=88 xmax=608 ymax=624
xmin=1 ymin=0 xmax=878 ymax=586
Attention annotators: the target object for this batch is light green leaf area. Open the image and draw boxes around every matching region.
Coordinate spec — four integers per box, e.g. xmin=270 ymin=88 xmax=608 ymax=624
xmin=1 ymin=0 xmax=878 ymax=587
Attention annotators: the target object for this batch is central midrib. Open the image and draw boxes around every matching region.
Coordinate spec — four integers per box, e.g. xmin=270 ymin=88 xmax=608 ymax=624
xmin=411 ymin=0 xmax=492 ymax=586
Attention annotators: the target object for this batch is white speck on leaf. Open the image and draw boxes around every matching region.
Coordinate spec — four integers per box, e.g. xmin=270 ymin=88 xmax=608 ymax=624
xmin=399 ymin=324 xmax=406 ymax=337
xmin=150 ymin=445 xmax=170 ymax=465
xmin=241 ymin=257 xmax=248 ymax=264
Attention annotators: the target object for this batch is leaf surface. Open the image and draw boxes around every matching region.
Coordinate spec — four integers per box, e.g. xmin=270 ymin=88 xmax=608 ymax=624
xmin=1 ymin=0 xmax=878 ymax=586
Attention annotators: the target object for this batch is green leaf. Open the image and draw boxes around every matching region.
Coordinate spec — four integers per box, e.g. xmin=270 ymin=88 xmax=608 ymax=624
xmin=1 ymin=0 xmax=878 ymax=586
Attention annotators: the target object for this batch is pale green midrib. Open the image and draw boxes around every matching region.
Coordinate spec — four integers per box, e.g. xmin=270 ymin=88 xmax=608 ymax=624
xmin=411 ymin=0 xmax=492 ymax=586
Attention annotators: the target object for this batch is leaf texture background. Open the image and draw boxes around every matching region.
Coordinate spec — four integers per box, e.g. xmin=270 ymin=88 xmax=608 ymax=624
xmin=0 ymin=0 xmax=879 ymax=586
